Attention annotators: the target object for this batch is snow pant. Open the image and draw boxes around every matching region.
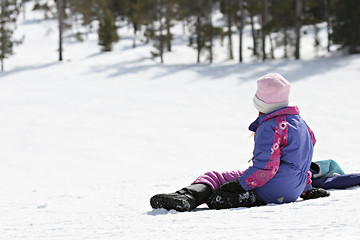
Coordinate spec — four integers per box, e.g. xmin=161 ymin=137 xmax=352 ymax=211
xmin=312 ymin=173 xmax=360 ymax=189
xmin=193 ymin=170 xmax=246 ymax=192
xmin=193 ymin=170 xmax=262 ymax=208
xmin=193 ymin=168 xmax=312 ymax=204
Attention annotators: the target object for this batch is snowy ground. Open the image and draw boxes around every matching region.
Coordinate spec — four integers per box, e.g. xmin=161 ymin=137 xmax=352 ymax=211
xmin=1 ymin=4 xmax=360 ymax=240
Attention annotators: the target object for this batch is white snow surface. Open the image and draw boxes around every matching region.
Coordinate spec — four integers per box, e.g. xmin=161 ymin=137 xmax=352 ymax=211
xmin=1 ymin=4 xmax=360 ymax=240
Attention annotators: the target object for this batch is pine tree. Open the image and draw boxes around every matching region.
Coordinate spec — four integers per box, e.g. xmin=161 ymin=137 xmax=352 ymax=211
xmin=97 ymin=0 xmax=119 ymax=52
xmin=124 ymin=0 xmax=141 ymax=48
xmin=294 ymin=0 xmax=302 ymax=59
xmin=324 ymin=0 xmax=331 ymax=52
xmin=331 ymin=0 xmax=360 ymax=54
xmin=154 ymin=0 xmax=165 ymax=63
xmin=246 ymin=0 xmax=262 ymax=59
xmin=141 ymin=0 xmax=178 ymax=63
xmin=56 ymin=0 xmax=64 ymax=61
xmin=268 ymin=0 xmax=297 ymax=59
xmin=32 ymin=0 xmax=55 ymax=19
xmin=220 ymin=0 xmax=237 ymax=60
xmin=237 ymin=0 xmax=245 ymax=63
xmin=163 ymin=0 xmax=178 ymax=52
xmin=261 ymin=0 xmax=268 ymax=61
xmin=178 ymin=0 xmax=219 ymax=63
xmin=110 ymin=0 xmax=129 ymax=19
xmin=303 ymin=0 xmax=328 ymax=56
xmin=67 ymin=0 xmax=98 ymax=40
xmin=0 ymin=0 xmax=22 ymax=72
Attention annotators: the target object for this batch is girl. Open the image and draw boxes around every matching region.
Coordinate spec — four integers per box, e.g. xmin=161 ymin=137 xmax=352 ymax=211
xmin=150 ymin=73 xmax=330 ymax=212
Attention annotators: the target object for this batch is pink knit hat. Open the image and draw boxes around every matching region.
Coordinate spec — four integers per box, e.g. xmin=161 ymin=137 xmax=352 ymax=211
xmin=253 ymin=73 xmax=291 ymax=114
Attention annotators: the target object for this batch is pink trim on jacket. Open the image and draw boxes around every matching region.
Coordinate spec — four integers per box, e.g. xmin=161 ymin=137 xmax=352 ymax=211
xmin=307 ymin=126 xmax=316 ymax=146
xmin=244 ymin=116 xmax=289 ymax=189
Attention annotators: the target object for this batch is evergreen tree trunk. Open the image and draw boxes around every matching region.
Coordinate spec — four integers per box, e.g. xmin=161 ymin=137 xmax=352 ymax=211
xmin=165 ymin=5 xmax=172 ymax=52
xmin=249 ymin=13 xmax=257 ymax=57
xmin=227 ymin=0 xmax=234 ymax=60
xmin=284 ymin=27 xmax=288 ymax=58
xmin=238 ymin=0 xmax=244 ymax=63
xmin=262 ymin=0 xmax=268 ymax=61
xmin=269 ymin=34 xmax=275 ymax=59
xmin=158 ymin=0 xmax=164 ymax=63
xmin=295 ymin=0 xmax=302 ymax=59
xmin=165 ymin=20 xmax=171 ymax=52
xmin=313 ymin=24 xmax=320 ymax=56
xmin=57 ymin=0 xmax=64 ymax=61
xmin=132 ymin=24 xmax=137 ymax=48
xmin=324 ymin=0 xmax=331 ymax=52
xmin=209 ymin=0 xmax=213 ymax=64
xmin=196 ymin=15 xmax=201 ymax=63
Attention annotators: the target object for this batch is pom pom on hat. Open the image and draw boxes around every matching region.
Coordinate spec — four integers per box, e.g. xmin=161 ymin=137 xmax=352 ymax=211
xmin=253 ymin=73 xmax=291 ymax=114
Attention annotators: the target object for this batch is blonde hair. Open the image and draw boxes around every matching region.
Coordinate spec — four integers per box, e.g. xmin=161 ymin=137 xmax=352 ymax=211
xmin=250 ymin=112 xmax=265 ymax=138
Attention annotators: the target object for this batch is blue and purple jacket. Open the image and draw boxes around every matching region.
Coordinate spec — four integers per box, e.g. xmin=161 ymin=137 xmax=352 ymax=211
xmin=238 ymin=106 xmax=315 ymax=204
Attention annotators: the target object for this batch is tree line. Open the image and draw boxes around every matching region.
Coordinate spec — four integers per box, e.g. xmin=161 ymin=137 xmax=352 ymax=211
xmin=1 ymin=0 xmax=360 ymax=71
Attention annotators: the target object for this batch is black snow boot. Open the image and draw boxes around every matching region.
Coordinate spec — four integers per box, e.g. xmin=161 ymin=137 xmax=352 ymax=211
xmin=301 ymin=187 xmax=330 ymax=200
xmin=150 ymin=183 xmax=212 ymax=212
xmin=207 ymin=190 xmax=258 ymax=210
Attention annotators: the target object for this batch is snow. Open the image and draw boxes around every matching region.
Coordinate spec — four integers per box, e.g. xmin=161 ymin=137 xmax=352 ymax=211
xmin=1 ymin=3 xmax=360 ymax=239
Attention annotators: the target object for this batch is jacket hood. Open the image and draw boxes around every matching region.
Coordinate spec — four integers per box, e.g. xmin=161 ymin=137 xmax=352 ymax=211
xmin=249 ymin=106 xmax=300 ymax=132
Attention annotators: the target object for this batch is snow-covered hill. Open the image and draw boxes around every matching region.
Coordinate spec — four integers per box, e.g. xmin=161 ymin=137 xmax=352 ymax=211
xmin=1 ymin=3 xmax=360 ymax=240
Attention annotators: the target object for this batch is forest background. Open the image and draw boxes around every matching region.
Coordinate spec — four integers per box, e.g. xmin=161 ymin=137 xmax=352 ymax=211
xmin=1 ymin=0 xmax=360 ymax=72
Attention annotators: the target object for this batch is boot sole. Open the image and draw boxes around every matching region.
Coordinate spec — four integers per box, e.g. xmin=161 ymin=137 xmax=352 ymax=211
xmin=150 ymin=194 xmax=191 ymax=212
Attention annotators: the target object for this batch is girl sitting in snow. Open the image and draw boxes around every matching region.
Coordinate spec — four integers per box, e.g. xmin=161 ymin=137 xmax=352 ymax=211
xmin=150 ymin=73 xmax=330 ymax=211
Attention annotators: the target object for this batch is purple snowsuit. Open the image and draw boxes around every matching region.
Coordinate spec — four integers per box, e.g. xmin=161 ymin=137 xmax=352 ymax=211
xmin=194 ymin=107 xmax=314 ymax=204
